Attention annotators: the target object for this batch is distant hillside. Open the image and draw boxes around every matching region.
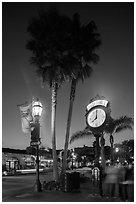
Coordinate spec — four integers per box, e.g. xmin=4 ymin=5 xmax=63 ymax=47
xmin=2 ymin=148 xmax=27 ymax=154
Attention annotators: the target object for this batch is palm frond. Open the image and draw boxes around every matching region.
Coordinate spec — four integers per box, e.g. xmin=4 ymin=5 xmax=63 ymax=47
xmin=69 ymin=128 xmax=93 ymax=144
xmin=26 ymin=9 xmax=101 ymax=88
xmin=105 ymin=115 xmax=133 ymax=135
xmin=114 ymin=116 xmax=133 ymax=125
xmin=115 ymin=124 xmax=133 ymax=133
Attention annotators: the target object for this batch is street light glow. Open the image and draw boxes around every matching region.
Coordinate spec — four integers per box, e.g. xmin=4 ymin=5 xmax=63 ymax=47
xmin=115 ymin=147 xmax=119 ymax=153
xmin=32 ymin=99 xmax=43 ymax=117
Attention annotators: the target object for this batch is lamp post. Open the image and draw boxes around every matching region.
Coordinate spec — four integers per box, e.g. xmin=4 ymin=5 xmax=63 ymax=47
xmin=32 ymin=98 xmax=43 ymax=192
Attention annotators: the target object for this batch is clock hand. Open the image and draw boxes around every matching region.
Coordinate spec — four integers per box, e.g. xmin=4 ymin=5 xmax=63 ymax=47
xmin=95 ymin=110 xmax=97 ymax=119
xmin=92 ymin=110 xmax=97 ymax=122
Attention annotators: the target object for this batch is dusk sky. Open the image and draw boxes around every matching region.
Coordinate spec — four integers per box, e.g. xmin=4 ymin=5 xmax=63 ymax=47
xmin=2 ymin=2 xmax=134 ymax=150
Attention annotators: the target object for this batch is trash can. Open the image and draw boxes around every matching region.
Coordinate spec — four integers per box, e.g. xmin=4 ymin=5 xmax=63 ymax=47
xmin=61 ymin=173 xmax=73 ymax=192
xmin=71 ymin=172 xmax=80 ymax=190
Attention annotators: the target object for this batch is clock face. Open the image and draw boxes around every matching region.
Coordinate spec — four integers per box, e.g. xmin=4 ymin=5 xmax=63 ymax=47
xmin=87 ymin=108 xmax=106 ymax=128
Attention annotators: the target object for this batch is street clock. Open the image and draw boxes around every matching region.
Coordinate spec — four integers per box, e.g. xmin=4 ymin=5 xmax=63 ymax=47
xmin=86 ymin=96 xmax=111 ymax=133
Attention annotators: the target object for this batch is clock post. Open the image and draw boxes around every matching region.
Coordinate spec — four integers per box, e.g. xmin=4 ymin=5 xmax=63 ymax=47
xmin=86 ymin=95 xmax=111 ymax=167
xmin=94 ymin=133 xmax=101 ymax=167
xmin=85 ymin=95 xmax=111 ymax=197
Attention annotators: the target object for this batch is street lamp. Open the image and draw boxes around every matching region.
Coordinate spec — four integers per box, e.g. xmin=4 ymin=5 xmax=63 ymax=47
xmin=115 ymin=147 xmax=119 ymax=153
xmin=32 ymin=98 xmax=43 ymax=192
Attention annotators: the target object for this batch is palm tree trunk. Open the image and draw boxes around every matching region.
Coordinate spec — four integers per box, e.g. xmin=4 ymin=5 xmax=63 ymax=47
xmin=51 ymin=81 xmax=58 ymax=181
xmin=62 ymin=79 xmax=76 ymax=174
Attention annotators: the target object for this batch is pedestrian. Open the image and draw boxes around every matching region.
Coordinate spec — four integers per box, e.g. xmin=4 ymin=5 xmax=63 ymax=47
xmin=118 ymin=164 xmax=127 ymax=201
xmin=119 ymin=163 xmax=134 ymax=201
xmin=104 ymin=163 xmax=119 ymax=198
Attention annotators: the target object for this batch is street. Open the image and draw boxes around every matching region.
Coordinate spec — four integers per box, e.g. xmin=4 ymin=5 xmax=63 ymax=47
xmin=2 ymin=172 xmax=53 ymax=201
xmin=2 ymin=169 xmax=134 ymax=202
xmin=2 ymin=171 xmax=92 ymax=202
xmin=2 ymin=173 xmax=123 ymax=202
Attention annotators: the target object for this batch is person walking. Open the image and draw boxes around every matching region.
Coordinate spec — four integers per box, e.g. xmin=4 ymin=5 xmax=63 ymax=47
xmin=119 ymin=163 xmax=134 ymax=201
xmin=104 ymin=163 xmax=119 ymax=198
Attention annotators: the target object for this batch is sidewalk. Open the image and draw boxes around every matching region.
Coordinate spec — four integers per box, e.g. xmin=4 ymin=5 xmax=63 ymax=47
xmin=3 ymin=169 xmax=133 ymax=202
xmin=7 ymin=190 xmax=121 ymax=202
xmin=3 ymin=180 xmax=122 ymax=202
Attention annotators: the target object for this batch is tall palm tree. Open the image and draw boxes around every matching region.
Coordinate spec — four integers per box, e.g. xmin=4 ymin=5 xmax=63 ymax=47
xmin=62 ymin=13 xmax=101 ymax=174
xmin=26 ymin=8 xmax=72 ymax=181
xmin=105 ymin=116 xmax=134 ymax=163
xmin=70 ymin=116 xmax=133 ymax=166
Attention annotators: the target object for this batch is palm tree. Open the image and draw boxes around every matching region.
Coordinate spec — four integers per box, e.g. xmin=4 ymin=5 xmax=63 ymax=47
xmin=26 ymin=8 xmax=72 ymax=181
xmin=62 ymin=13 xmax=101 ymax=174
xmin=69 ymin=127 xmax=101 ymax=167
xmin=69 ymin=115 xmax=133 ymax=165
xmin=105 ymin=116 xmax=134 ymax=163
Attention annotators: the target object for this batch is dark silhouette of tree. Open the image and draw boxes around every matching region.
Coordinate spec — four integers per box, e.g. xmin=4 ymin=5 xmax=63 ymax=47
xmin=105 ymin=116 xmax=133 ymax=163
xmin=26 ymin=7 xmax=72 ymax=181
xmin=114 ymin=139 xmax=134 ymax=163
xmin=26 ymin=146 xmax=36 ymax=155
xmin=62 ymin=14 xmax=101 ymax=173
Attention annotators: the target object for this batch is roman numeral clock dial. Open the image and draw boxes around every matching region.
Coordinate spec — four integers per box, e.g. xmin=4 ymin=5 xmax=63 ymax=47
xmin=87 ymin=108 xmax=106 ymax=128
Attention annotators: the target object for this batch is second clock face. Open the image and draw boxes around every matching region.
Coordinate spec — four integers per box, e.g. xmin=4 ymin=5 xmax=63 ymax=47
xmin=87 ymin=108 xmax=106 ymax=128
